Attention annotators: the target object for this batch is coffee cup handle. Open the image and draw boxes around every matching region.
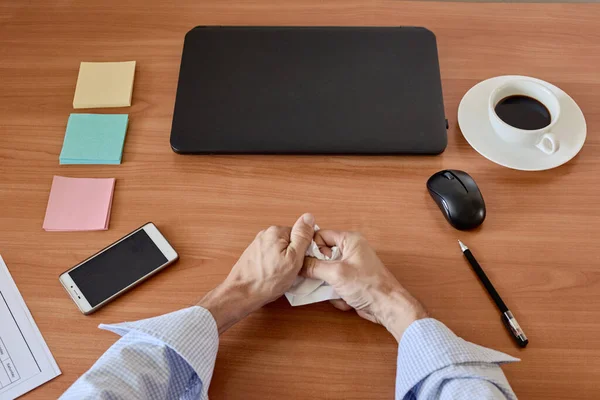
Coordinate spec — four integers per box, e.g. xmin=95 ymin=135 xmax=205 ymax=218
xmin=536 ymin=133 xmax=559 ymax=155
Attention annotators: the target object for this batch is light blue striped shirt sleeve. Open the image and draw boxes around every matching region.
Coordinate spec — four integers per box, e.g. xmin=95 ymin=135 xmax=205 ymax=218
xmin=61 ymin=308 xmax=519 ymax=399
xmin=60 ymin=306 xmax=218 ymax=400
xmin=397 ymin=318 xmax=519 ymax=399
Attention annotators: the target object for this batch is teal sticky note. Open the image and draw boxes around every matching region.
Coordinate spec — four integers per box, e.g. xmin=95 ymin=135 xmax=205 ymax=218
xmin=59 ymin=114 xmax=128 ymax=165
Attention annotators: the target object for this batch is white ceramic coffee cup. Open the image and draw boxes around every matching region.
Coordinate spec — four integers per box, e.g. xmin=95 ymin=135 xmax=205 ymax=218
xmin=488 ymin=79 xmax=561 ymax=155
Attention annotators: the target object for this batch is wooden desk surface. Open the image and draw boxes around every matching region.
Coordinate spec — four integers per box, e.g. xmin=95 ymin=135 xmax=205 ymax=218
xmin=1 ymin=1 xmax=599 ymax=398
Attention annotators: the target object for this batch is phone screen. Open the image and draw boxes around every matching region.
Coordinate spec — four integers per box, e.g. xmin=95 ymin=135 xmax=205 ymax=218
xmin=69 ymin=229 xmax=168 ymax=307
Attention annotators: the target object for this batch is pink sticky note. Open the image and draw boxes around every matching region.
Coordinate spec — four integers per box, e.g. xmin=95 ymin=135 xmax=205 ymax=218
xmin=43 ymin=176 xmax=116 ymax=231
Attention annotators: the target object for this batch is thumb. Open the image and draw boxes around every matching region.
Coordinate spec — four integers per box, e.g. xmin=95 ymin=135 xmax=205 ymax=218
xmin=287 ymin=213 xmax=315 ymax=260
xmin=301 ymin=257 xmax=342 ymax=284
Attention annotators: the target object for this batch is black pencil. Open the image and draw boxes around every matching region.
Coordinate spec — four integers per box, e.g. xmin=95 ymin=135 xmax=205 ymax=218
xmin=458 ymin=240 xmax=528 ymax=348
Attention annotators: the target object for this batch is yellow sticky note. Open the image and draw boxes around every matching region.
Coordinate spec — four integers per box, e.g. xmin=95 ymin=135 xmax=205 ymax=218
xmin=73 ymin=61 xmax=136 ymax=108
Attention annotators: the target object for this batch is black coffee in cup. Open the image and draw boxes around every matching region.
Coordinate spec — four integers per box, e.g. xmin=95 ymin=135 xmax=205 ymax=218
xmin=494 ymin=95 xmax=551 ymax=130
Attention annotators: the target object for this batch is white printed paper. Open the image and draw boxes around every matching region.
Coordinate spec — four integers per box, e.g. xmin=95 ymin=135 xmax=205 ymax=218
xmin=285 ymin=225 xmax=342 ymax=306
xmin=0 ymin=256 xmax=61 ymax=400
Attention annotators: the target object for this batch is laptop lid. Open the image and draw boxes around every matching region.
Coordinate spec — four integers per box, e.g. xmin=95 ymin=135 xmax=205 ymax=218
xmin=170 ymin=26 xmax=447 ymax=154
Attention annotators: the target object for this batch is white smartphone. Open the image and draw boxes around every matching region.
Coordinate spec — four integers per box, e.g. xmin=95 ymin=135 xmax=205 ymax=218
xmin=59 ymin=222 xmax=179 ymax=315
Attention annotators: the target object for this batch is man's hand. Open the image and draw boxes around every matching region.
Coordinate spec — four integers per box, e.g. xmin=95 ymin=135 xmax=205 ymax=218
xmin=302 ymin=230 xmax=428 ymax=342
xmin=198 ymin=213 xmax=315 ymax=333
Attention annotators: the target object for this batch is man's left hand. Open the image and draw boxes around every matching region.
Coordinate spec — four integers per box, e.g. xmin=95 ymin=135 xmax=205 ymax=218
xmin=198 ymin=213 xmax=315 ymax=333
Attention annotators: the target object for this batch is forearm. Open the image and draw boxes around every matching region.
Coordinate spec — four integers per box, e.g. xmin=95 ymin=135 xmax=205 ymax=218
xmin=373 ymin=286 xmax=429 ymax=342
xmin=395 ymin=318 xmax=519 ymax=400
xmin=197 ymin=281 xmax=262 ymax=334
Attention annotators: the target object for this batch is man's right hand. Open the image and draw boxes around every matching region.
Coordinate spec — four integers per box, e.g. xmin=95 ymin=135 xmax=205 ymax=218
xmin=301 ymin=230 xmax=428 ymax=342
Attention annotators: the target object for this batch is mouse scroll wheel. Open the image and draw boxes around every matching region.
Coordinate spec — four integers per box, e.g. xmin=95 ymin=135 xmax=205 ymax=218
xmin=443 ymin=172 xmax=455 ymax=180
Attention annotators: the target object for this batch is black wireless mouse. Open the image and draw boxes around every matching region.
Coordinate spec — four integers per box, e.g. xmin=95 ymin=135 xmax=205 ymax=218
xmin=427 ymin=170 xmax=486 ymax=230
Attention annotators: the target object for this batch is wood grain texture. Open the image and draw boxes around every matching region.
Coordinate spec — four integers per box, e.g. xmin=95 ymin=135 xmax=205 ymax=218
xmin=1 ymin=1 xmax=599 ymax=398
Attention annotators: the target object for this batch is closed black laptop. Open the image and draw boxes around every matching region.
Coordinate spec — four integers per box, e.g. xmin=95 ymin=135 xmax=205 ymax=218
xmin=170 ymin=26 xmax=447 ymax=154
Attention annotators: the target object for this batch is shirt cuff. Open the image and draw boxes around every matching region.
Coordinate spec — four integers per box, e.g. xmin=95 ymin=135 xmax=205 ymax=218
xmin=395 ymin=318 xmax=519 ymax=398
xmin=99 ymin=306 xmax=219 ymax=396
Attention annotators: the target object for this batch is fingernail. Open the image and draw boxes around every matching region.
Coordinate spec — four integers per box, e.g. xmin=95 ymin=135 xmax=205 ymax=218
xmin=302 ymin=213 xmax=315 ymax=226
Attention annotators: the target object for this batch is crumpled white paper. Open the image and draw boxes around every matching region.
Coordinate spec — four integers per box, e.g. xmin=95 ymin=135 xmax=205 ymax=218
xmin=285 ymin=225 xmax=342 ymax=306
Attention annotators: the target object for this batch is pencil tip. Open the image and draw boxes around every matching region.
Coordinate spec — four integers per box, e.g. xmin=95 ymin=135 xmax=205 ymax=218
xmin=458 ymin=240 xmax=468 ymax=252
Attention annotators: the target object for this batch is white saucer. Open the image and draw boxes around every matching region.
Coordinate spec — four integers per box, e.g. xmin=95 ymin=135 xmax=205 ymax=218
xmin=458 ymin=75 xmax=586 ymax=171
